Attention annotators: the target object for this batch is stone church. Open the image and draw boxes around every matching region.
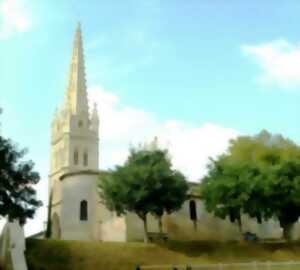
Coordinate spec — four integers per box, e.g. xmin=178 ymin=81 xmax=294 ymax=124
xmin=48 ymin=24 xmax=294 ymax=242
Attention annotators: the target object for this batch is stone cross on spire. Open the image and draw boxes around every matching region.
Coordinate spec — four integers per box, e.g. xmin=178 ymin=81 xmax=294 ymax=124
xmin=64 ymin=22 xmax=89 ymax=115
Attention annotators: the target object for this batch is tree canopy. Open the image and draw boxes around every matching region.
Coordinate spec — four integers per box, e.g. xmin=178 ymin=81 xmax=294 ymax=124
xmin=201 ymin=130 xmax=300 ymax=240
xmin=99 ymin=141 xmax=188 ymax=243
xmin=0 ymin=135 xmax=42 ymax=224
xmin=0 ymin=109 xmax=41 ymax=224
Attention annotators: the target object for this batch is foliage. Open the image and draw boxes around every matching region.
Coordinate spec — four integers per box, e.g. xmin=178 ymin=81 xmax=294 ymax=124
xmin=201 ymin=158 xmax=262 ymax=234
xmin=99 ymin=143 xmax=188 ymax=242
xmin=264 ymin=160 xmax=300 ymax=240
xmin=0 ymin=135 xmax=42 ymax=224
xmin=201 ymin=130 xmax=300 ymax=240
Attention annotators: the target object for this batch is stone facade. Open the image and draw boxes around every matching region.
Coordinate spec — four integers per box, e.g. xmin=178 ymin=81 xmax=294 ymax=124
xmin=48 ymin=24 xmax=300 ymax=242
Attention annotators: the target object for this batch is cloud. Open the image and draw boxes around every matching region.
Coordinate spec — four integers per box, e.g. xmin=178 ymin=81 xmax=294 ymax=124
xmin=0 ymin=0 xmax=32 ymax=39
xmin=88 ymin=85 xmax=239 ymax=181
xmin=242 ymin=39 xmax=300 ymax=89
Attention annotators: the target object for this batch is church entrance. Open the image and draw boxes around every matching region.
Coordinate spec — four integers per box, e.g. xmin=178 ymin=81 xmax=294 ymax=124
xmin=52 ymin=213 xmax=61 ymax=239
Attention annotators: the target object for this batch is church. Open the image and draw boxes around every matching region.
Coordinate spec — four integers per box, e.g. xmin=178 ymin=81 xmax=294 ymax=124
xmin=48 ymin=24 xmax=295 ymax=242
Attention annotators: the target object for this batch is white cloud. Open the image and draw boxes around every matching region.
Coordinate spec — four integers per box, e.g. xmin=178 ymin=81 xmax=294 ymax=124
xmin=242 ymin=39 xmax=300 ymax=89
xmin=89 ymin=85 xmax=239 ymax=181
xmin=0 ymin=0 xmax=31 ymax=39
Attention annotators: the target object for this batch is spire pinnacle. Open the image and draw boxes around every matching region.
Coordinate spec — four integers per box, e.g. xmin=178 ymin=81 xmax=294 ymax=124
xmin=64 ymin=23 xmax=88 ymax=115
xmin=92 ymin=102 xmax=98 ymax=114
xmin=91 ymin=102 xmax=99 ymax=132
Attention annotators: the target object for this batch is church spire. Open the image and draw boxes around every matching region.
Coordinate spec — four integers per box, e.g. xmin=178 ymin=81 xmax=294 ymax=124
xmin=64 ymin=23 xmax=89 ymax=115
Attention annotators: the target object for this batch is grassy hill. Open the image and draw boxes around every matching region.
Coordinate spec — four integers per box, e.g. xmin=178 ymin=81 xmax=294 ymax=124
xmin=26 ymin=239 xmax=300 ymax=270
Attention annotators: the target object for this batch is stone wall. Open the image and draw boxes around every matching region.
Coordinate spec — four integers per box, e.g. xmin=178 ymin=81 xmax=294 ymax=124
xmin=126 ymin=212 xmax=162 ymax=241
xmin=165 ymin=198 xmax=287 ymax=241
xmin=123 ymin=198 xmax=300 ymax=242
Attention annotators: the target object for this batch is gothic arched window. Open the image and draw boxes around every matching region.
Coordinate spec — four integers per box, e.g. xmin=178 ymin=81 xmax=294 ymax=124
xmin=189 ymin=200 xmax=197 ymax=221
xmin=74 ymin=149 xmax=79 ymax=165
xmin=55 ymin=149 xmax=61 ymax=169
xmin=83 ymin=151 xmax=88 ymax=166
xmin=60 ymin=148 xmax=64 ymax=166
xmin=80 ymin=200 xmax=88 ymax=221
xmin=57 ymin=150 xmax=61 ymax=168
xmin=53 ymin=151 xmax=58 ymax=170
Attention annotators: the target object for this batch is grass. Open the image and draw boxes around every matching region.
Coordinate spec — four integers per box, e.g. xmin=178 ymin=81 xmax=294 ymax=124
xmin=26 ymin=239 xmax=300 ymax=270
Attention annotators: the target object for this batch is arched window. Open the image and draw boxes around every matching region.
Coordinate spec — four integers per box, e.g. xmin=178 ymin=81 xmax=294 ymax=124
xmin=60 ymin=148 xmax=64 ymax=167
xmin=56 ymin=148 xmax=63 ymax=168
xmin=55 ymin=150 xmax=60 ymax=169
xmin=83 ymin=151 xmax=88 ymax=166
xmin=80 ymin=200 xmax=88 ymax=221
xmin=53 ymin=151 xmax=56 ymax=169
xmin=74 ymin=149 xmax=79 ymax=165
xmin=57 ymin=150 xmax=61 ymax=168
xmin=189 ymin=200 xmax=197 ymax=221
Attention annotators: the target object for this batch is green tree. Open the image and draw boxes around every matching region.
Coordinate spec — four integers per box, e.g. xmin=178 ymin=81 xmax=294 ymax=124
xmin=151 ymin=168 xmax=188 ymax=234
xmin=99 ymin=143 xmax=188 ymax=243
xmin=264 ymin=159 xmax=300 ymax=240
xmin=0 ymin=136 xmax=42 ymax=224
xmin=201 ymin=158 xmax=261 ymax=236
xmin=201 ymin=130 xmax=300 ymax=241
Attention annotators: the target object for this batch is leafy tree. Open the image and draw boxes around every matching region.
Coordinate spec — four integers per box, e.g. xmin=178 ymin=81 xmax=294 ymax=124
xmin=151 ymin=168 xmax=188 ymax=234
xmin=201 ymin=130 xmax=300 ymax=241
xmin=99 ymin=142 xmax=188 ymax=243
xmin=0 ymin=135 xmax=42 ymax=225
xmin=264 ymin=159 xmax=300 ymax=240
xmin=201 ymin=158 xmax=261 ymax=236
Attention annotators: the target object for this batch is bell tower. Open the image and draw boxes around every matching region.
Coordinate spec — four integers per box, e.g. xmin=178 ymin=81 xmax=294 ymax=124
xmin=48 ymin=23 xmax=100 ymax=240
xmin=49 ymin=23 xmax=99 ymax=186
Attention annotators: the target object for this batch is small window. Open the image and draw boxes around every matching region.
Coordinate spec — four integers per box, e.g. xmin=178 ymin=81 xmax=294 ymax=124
xmin=80 ymin=200 xmax=88 ymax=221
xmin=55 ymin=149 xmax=60 ymax=169
xmin=57 ymin=150 xmax=61 ymax=168
xmin=189 ymin=200 xmax=197 ymax=221
xmin=60 ymin=149 xmax=64 ymax=166
xmin=74 ymin=149 xmax=79 ymax=165
xmin=78 ymin=120 xmax=83 ymax=127
xmin=83 ymin=151 xmax=88 ymax=166
xmin=53 ymin=151 xmax=57 ymax=169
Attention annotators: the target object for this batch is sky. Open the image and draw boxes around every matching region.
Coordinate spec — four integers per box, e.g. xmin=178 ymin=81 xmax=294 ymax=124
xmin=2 ymin=0 xmax=300 ymax=235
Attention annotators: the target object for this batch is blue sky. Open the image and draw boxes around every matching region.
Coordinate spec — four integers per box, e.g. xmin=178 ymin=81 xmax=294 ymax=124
xmin=2 ymin=0 xmax=300 ymax=234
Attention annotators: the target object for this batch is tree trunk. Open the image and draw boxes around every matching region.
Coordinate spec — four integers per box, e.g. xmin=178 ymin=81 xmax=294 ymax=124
xmin=142 ymin=216 xmax=149 ymax=244
xmin=45 ymin=191 xmax=53 ymax=238
xmin=283 ymin=223 xmax=294 ymax=241
xmin=158 ymin=216 xmax=163 ymax=234
xmin=237 ymin=217 xmax=243 ymax=240
xmin=193 ymin=220 xmax=197 ymax=231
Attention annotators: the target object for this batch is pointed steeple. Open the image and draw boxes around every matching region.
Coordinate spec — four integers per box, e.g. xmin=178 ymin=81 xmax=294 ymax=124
xmin=64 ymin=23 xmax=89 ymax=115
